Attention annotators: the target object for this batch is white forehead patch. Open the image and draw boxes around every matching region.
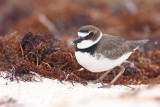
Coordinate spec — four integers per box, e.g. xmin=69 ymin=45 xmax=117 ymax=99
xmin=77 ymin=32 xmax=102 ymax=49
xmin=78 ymin=32 xmax=90 ymax=37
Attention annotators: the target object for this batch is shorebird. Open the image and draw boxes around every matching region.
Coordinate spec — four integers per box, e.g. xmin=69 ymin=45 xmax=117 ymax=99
xmin=73 ymin=25 xmax=148 ymax=88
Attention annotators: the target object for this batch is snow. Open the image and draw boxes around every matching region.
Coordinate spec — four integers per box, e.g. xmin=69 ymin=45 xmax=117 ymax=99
xmin=0 ymin=75 xmax=160 ymax=107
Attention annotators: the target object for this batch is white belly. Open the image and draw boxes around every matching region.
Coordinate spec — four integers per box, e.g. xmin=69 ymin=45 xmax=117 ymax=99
xmin=75 ymin=51 xmax=132 ymax=72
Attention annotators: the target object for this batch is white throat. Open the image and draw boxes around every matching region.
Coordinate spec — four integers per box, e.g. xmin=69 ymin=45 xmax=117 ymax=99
xmin=77 ymin=32 xmax=102 ymax=49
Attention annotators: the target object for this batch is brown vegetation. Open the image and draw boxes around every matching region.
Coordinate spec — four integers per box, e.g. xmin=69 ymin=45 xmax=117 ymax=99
xmin=0 ymin=0 xmax=160 ymax=85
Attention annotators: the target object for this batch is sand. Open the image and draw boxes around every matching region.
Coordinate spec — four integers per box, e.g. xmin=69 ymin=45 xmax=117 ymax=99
xmin=0 ymin=72 xmax=160 ymax=107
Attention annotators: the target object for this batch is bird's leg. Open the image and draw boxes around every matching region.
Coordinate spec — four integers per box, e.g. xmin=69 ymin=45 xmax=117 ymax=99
xmin=99 ymin=65 xmax=125 ymax=88
xmin=93 ymin=69 xmax=112 ymax=85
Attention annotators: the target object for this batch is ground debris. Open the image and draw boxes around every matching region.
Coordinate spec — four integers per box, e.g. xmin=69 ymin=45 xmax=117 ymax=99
xmin=0 ymin=0 xmax=160 ymax=85
xmin=0 ymin=31 xmax=159 ymax=85
xmin=0 ymin=96 xmax=21 ymax=107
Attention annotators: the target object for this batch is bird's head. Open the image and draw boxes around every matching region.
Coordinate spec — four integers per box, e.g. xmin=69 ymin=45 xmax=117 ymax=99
xmin=73 ymin=25 xmax=102 ymax=49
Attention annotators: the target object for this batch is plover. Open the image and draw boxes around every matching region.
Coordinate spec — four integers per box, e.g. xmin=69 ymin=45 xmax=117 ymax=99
xmin=73 ymin=25 xmax=149 ymax=88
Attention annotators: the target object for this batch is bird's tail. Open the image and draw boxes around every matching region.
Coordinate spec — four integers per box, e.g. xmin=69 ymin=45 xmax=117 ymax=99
xmin=128 ymin=39 xmax=149 ymax=51
xmin=132 ymin=39 xmax=149 ymax=46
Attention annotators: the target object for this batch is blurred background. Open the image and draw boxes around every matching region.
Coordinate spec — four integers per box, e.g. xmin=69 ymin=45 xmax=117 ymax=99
xmin=0 ymin=0 xmax=160 ymax=50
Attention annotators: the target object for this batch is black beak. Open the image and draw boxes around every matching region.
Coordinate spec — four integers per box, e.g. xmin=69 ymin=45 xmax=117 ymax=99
xmin=73 ymin=37 xmax=83 ymax=44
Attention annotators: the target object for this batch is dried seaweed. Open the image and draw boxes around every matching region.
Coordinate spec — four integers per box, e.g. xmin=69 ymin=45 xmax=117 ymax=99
xmin=0 ymin=0 xmax=160 ymax=85
xmin=0 ymin=31 xmax=159 ymax=85
xmin=0 ymin=96 xmax=19 ymax=107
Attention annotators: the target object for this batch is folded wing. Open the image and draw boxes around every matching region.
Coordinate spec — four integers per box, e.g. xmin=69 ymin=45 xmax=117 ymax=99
xmin=96 ymin=34 xmax=148 ymax=59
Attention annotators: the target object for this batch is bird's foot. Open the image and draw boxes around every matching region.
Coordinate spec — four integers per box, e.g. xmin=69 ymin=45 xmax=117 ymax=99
xmin=98 ymin=83 xmax=113 ymax=88
xmin=92 ymin=79 xmax=104 ymax=85
xmin=92 ymin=79 xmax=100 ymax=84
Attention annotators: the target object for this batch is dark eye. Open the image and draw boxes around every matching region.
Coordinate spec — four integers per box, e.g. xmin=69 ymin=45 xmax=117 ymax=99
xmin=84 ymin=32 xmax=94 ymax=40
xmin=89 ymin=32 xmax=94 ymax=37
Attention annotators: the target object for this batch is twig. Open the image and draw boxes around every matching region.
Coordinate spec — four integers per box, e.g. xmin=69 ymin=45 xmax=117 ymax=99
xmin=37 ymin=56 xmax=39 ymax=66
xmin=20 ymin=44 xmax=24 ymax=60
xmin=30 ymin=71 xmax=43 ymax=82
xmin=58 ymin=62 xmax=68 ymax=70
xmin=39 ymin=63 xmax=51 ymax=69
xmin=124 ymin=84 xmax=135 ymax=91
xmin=11 ymin=66 xmax=15 ymax=81
xmin=38 ymin=13 xmax=58 ymax=36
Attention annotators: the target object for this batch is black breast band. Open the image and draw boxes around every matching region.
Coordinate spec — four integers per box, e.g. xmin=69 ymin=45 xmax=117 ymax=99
xmin=75 ymin=43 xmax=98 ymax=55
